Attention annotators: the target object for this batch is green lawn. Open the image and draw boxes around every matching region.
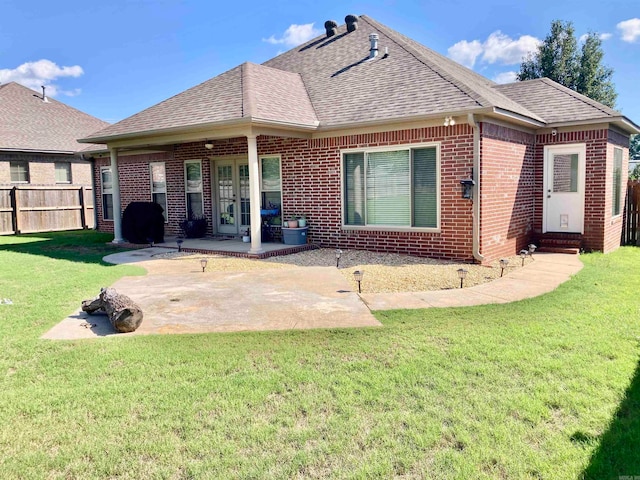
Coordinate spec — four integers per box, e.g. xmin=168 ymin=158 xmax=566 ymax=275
xmin=0 ymin=231 xmax=638 ymax=479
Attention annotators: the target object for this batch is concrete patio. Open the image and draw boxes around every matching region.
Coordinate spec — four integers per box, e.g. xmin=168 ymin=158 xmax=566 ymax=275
xmin=41 ymin=249 xmax=583 ymax=340
xmin=42 ymin=247 xmax=382 ymax=340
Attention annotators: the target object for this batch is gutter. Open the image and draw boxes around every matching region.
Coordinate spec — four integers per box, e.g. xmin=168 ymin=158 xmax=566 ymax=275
xmin=468 ymin=113 xmax=484 ymax=263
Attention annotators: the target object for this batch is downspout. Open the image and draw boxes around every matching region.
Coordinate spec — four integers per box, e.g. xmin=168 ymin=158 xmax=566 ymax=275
xmin=468 ymin=113 xmax=484 ymax=263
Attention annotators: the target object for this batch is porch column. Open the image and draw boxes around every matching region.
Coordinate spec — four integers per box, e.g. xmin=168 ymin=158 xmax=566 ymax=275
xmin=247 ymin=135 xmax=263 ymax=254
xmin=109 ymin=148 xmax=124 ymax=244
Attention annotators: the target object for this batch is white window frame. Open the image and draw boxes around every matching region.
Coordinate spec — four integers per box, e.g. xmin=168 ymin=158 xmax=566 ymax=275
xmin=10 ymin=161 xmax=29 ymax=183
xmin=100 ymin=166 xmax=114 ymax=221
xmin=612 ymin=147 xmax=623 ymax=218
xmin=259 ymin=155 xmax=283 ymax=200
xmin=259 ymin=155 xmax=283 ymax=226
xmin=184 ymin=160 xmax=204 ymax=219
xmin=150 ymin=162 xmax=168 ymax=223
xmin=55 ymin=162 xmax=72 ymax=184
xmin=340 ymin=142 xmax=441 ymax=232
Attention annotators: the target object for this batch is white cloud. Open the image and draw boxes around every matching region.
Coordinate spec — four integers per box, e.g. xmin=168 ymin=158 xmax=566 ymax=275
xmin=447 ymin=40 xmax=483 ymax=68
xmin=617 ymin=18 xmax=640 ymax=43
xmin=579 ymin=32 xmax=613 ymax=43
xmin=263 ymin=23 xmax=322 ymax=47
xmin=481 ymin=31 xmax=541 ymax=65
xmin=0 ymin=59 xmax=83 ymax=97
xmin=448 ymin=31 xmax=541 ymax=68
xmin=493 ymin=71 xmax=518 ymax=84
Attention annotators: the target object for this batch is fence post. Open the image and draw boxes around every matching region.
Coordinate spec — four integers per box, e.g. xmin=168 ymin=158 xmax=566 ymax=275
xmin=10 ymin=186 xmax=21 ymax=234
xmin=79 ymin=186 xmax=87 ymax=229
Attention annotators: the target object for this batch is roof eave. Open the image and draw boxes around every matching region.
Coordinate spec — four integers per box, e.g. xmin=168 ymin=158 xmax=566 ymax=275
xmin=317 ymin=107 xmax=497 ymax=132
xmin=0 ymin=147 xmax=79 ymax=155
xmin=546 ymin=116 xmax=640 ymax=135
xmin=78 ymin=116 xmax=319 ymax=145
xmin=78 ymin=117 xmax=255 ymax=144
xmin=490 ymin=107 xmax=546 ymax=128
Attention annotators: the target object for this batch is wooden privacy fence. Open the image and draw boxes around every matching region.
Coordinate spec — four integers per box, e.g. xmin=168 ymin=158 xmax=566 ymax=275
xmin=623 ymin=180 xmax=640 ymax=246
xmin=0 ymin=186 xmax=94 ymax=235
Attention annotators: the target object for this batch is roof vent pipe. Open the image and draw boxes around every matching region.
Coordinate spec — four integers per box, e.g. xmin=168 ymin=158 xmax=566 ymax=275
xmin=369 ymin=33 xmax=379 ymax=59
xmin=41 ymin=85 xmax=49 ymax=103
xmin=345 ymin=14 xmax=358 ymax=32
xmin=325 ymin=20 xmax=338 ymax=38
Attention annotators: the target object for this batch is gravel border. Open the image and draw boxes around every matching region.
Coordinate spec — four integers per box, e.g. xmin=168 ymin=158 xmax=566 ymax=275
xmin=157 ymin=249 xmax=529 ymax=294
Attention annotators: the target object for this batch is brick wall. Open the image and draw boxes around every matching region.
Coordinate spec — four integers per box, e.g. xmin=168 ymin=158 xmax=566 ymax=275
xmin=0 ymin=153 xmax=91 ymax=187
xmin=93 ymin=152 xmax=174 ymax=233
xmin=534 ymin=128 xmax=628 ymax=252
xmin=479 ymin=123 xmax=536 ymax=261
xmin=201 ymin=126 xmax=475 ymax=260
xmin=97 ymin=125 xmax=476 ymax=260
xmin=95 ymin=124 xmax=630 ymax=260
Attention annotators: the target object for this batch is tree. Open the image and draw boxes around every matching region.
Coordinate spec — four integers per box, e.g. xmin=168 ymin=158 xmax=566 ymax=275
xmin=630 ymin=136 xmax=640 ymax=181
xmin=517 ymin=20 xmax=617 ymax=108
xmin=631 ymin=134 xmax=640 ymax=160
xmin=577 ymin=33 xmax=617 ymax=108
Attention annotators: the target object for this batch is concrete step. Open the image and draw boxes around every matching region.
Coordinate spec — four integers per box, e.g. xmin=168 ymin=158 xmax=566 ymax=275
xmin=537 ymin=246 xmax=580 ymax=254
xmin=536 ymin=235 xmax=581 ymax=252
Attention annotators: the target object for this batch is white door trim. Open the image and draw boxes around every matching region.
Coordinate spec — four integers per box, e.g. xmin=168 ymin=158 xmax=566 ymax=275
xmin=543 ymin=143 xmax=586 ymax=234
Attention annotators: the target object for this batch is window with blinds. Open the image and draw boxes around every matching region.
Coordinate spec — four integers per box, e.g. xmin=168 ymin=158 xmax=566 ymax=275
xmin=10 ymin=161 xmax=29 ymax=183
xmin=100 ymin=167 xmax=114 ymax=221
xmin=55 ymin=162 xmax=72 ymax=184
xmin=612 ymin=148 xmax=623 ymax=217
xmin=184 ymin=161 xmax=203 ymax=219
xmin=150 ymin=162 xmax=167 ymax=221
xmin=343 ymin=146 xmax=439 ymax=229
xmin=260 ymin=156 xmax=282 ymax=226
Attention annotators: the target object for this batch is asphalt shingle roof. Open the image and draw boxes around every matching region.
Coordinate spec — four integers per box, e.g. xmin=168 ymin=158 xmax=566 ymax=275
xmin=81 ymin=14 xmax=633 ymax=143
xmin=264 ymin=15 xmax=543 ymax=126
xmin=493 ymin=78 xmax=621 ymax=124
xmin=0 ymin=82 xmax=108 ymax=153
xmin=85 ymin=63 xmax=317 ymax=141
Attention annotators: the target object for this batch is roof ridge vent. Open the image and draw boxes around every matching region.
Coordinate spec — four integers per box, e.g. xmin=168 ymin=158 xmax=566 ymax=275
xmin=324 ymin=20 xmax=338 ymax=38
xmin=345 ymin=14 xmax=358 ymax=32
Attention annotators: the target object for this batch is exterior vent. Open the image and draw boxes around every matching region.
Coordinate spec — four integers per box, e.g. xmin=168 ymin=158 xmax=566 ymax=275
xmin=369 ymin=33 xmax=379 ymax=59
xmin=324 ymin=20 xmax=338 ymax=38
xmin=345 ymin=14 xmax=358 ymax=32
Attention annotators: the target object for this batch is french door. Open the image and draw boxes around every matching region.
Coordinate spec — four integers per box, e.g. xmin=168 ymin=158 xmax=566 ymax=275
xmin=214 ymin=159 xmax=250 ymax=235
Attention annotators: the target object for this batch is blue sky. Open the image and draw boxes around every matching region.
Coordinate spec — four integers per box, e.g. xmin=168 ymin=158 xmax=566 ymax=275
xmin=1 ymin=0 xmax=638 ymax=126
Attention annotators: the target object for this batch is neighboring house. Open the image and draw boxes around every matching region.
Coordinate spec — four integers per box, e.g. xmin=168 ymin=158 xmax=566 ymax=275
xmin=79 ymin=14 xmax=639 ymax=263
xmin=0 ymin=82 xmax=108 ymax=188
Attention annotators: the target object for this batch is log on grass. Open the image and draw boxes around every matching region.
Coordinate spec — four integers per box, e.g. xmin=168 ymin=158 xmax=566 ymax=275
xmin=81 ymin=287 xmax=143 ymax=333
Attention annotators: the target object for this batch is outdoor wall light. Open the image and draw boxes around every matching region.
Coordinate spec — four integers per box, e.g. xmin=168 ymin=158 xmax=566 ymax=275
xmin=499 ymin=258 xmax=509 ymax=277
xmin=457 ymin=268 xmax=468 ymax=289
xmin=353 ymin=270 xmax=364 ymax=293
xmin=460 ymin=179 xmax=475 ymax=199
xmin=204 ymin=141 xmax=214 ymax=150
xmin=444 ymin=116 xmax=456 ymax=127
xmin=200 ymin=258 xmax=208 ymax=272
xmin=176 ymin=238 xmax=184 ymax=252
xmin=335 ymin=249 xmax=343 ymax=268
xmin=520 ymin=249 xmax=529 ymax=266
xmin=528 ymin=243 xmax=537 ymax=258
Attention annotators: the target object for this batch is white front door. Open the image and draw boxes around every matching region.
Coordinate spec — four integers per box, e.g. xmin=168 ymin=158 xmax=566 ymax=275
xmin=214 ymin=160 xmax=250 ymax=235
xmin=543 ymin=144 xmax=586 ymax=233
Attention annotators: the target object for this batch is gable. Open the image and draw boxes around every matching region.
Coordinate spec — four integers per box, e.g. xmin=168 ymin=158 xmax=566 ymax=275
xmin=0 ymin=82 xmax=108 ymax=153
